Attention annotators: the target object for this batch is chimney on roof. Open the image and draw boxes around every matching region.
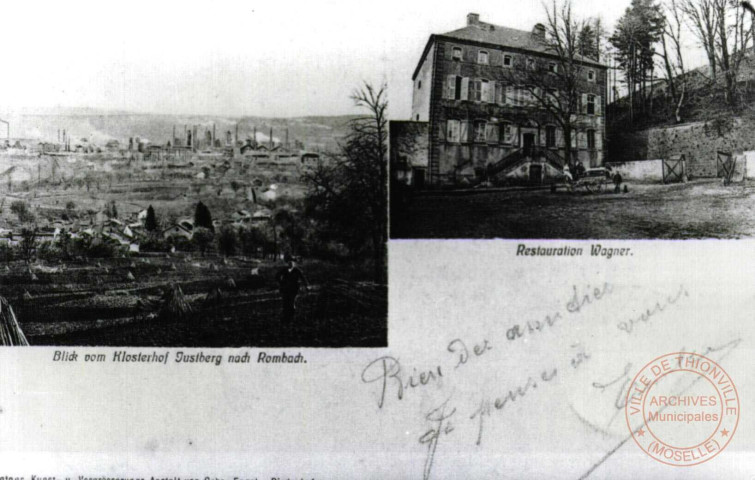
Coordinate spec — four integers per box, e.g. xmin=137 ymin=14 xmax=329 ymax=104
xmin=467 ymin=13 xmax=480 ymax=26
xmin=532 ymin=23 xmax=546 ymax=40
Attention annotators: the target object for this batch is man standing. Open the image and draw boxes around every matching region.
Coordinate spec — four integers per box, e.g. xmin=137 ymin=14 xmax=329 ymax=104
xmin=574 ymin=161 xmax=586 ymax=180
xmin=613 ymin=171 xmax=623 ymax=193
xmin=277 ymin=254 xmax=309 ymax=327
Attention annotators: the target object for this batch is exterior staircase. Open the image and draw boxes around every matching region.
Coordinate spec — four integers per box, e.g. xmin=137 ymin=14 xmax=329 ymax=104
xmin=487 ymin=147 xmax=565 ymax=181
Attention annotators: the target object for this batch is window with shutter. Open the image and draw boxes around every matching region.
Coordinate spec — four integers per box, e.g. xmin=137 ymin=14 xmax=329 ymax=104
xmin=474 ymin=121 xmax=487 ymax=143
xmin=445 ymin=75 xmax=455 ymax=100
xmin=587 ymin=95 xmax=596 ymax=115
xmin=461 ymin=78 xmax=469 ymax=100
xmin=469 ymin=80 xmax=482 ymax=102
xmin=486 ymin=123 xmax=499 ymax=143
xmin=546 ymin=89 xmax=558 ymax=108
xmin=581 ymin=94 xmax=588 ymax=114
xmin=447 ymin=120 xmax=460 ymax=143
xmin=556 ymin=128 xmax=564 ymax=147
xmin=495 ymin=83 xmax=503 ymax=105
xmin=595 ymin=95 xmax=602 ymax=115
xmin=522 ymin=87 xmax=535 ymax=107
xmin=505 ymin=85 xmax=514 ymax=105
xmin=487 ymin=81 xmax=494 ymax=102
xmin=460 ymin=121 xmax=470 ymax=143
xmin=481 ymin=80 xmax=490 ymax=103
xmin=500 ymin=123 xmax=513 ymax=144
xmin=587 ymin=129 xmax=596 ymax=149
xmin=546 ymin=126 xmax=556 ymax=148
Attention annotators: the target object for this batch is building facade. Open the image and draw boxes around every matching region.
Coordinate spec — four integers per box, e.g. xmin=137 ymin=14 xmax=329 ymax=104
xmin=406 ymin=13 xmax=608 ymax=187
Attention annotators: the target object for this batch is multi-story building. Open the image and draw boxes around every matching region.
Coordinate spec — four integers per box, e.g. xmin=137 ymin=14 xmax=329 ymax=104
xmin=397 ymin=13 xmax=608 ymax=187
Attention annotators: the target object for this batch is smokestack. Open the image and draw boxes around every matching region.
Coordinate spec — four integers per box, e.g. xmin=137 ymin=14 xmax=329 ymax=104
xmin=235 ymin=123 xmax=239 ymax=145
xmin=269 ymin=127 xmax=273 ymax=149
xmin=212 ymin=124 xmax=216 ymax=146
xmin=173 ymin=125 xmax=176 ymax=145
xmin=467 ymin=13 xmax=480 ymax=26
xmin=285 ymin=127 xmax=289 ymax=150
xmin=253 ymin=126 xmax=257 ymax=147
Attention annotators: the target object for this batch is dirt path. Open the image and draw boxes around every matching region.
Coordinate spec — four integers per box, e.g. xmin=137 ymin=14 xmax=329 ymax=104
xmin=391 ymin=180 xmax=755 ymax=239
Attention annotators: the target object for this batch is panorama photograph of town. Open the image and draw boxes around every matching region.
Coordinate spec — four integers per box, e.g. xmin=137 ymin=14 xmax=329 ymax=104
xmin=0 ymin=2 xmax=387 ymax=347
xmin=391 ymin=0 xmax=755 ymax=239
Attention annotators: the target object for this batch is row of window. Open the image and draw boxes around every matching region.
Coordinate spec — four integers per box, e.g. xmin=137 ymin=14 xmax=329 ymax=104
xmin=446 ymin=119 xmax=600 ymax=149
xmin=451 ymin=46 xmax=597 ymax=82
xmin=444 ymin=76 xmax=602 ymax=115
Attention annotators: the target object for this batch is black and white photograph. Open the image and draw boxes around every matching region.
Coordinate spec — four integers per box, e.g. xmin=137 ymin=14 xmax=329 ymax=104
xmin=0 ymin=1 xmax=754 ymax=480
xmin=0 ymin=1 xmax=387 ymax=347
xmin=390 ymin=0 xmax=755 ymax=239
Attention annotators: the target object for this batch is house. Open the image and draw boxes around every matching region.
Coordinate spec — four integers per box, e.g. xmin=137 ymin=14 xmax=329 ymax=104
xmin=390 ymin=121 xmax=429 ymax=188
xmin=162 ymin=224 xmax=193 ymax=241
xmin=177 ymin=218 xmax=195 ymax=233
xmin=399 ymin=13 xmax=608 ymax=187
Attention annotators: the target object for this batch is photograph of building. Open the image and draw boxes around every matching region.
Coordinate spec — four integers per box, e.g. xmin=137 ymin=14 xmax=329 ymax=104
xmin=391 ymin=2 xmax=755 ymax=240
xmin=397 ymin=12 xmax=607 ymax=188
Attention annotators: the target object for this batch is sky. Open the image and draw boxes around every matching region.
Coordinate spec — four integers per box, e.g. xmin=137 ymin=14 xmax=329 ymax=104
xmin=0 ymin=0 xmax=711 ymax=120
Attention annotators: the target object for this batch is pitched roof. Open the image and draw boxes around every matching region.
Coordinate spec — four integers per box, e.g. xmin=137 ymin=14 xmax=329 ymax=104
xmin=440 ymin=22 xmax=604 ymax=67
xmin=443 ymin=23 xmax=548 ymax=54
xmin=413 ymin=18 xmax=604 ymax=79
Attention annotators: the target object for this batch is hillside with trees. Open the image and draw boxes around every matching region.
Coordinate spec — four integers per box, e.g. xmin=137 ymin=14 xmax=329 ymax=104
xmin=607 ymin=0 xmax=755 ymax=133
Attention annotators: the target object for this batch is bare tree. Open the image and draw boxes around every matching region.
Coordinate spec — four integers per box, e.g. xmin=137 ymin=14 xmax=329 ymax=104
xmin=660 ymin=0 xmax=688 ymax=122
xmin=681 ymin=0 xmax=719 ymax=81
xmin=712 ymin=0 xmax=752 ymax=105
xmin=500 ymin=0 xmax=590 ymax=166
xmin=303 ymin=83 xmax=387 ymax=282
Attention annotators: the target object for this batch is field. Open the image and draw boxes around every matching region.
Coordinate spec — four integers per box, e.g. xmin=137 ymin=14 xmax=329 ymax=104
xmin=391 ymin=179 xmax=755 ymax=239
xmin=5 ymin=255 xmax=386 ymax=347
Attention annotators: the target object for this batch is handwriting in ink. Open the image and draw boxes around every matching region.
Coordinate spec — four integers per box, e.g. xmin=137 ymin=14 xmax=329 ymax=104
xmin=361 ymin=356 xmax=443 ymax=408
xmin=469 ymin=368 xmax=558 ymax=446
xmin=506 ymin=282 xmax=613 ymax=342
xmin=617 ymin=284 xmax=688 ymax=334
xmin=419 ymin=397 xmax=456 ymax=480
xmin=447 ymin=338 xmax=492 ymax=369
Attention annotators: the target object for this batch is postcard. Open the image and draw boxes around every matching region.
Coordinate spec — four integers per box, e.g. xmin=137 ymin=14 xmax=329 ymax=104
xmin=0 ymin=0 xmax=753 ymax=478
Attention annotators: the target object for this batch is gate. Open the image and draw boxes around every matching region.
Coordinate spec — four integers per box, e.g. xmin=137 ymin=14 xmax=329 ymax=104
xmin=662 ymin=154 xmax=686 ymax=184
xmin=717 ymin=151 xmax=737 ymax=185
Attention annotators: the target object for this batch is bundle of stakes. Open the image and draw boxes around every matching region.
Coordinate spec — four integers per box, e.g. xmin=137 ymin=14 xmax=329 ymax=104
xmin=0 ymin=296 xmax=29 ymax=346
xmin=159 ymin=283 xmax=193 ymax=320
